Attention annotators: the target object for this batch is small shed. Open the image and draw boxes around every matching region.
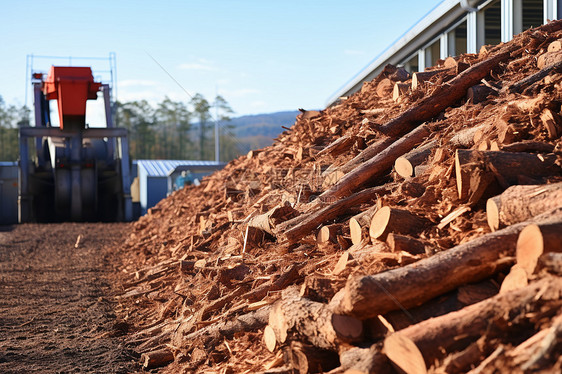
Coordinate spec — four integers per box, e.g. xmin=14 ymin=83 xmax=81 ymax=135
xmin=136 ymin=160 xmax=224 ymax=215
xmin=0 ymin=162 xmax=18 ymax=225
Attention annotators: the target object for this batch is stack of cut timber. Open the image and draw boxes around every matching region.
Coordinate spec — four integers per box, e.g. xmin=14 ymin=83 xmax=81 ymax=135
xmin=115 ymin=20 xmax=562 ymax=374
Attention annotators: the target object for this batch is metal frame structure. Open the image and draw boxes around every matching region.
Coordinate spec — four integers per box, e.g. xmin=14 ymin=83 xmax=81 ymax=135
xmin=25 ymin=53 xmax=117 ymax=109
xmin=18 ymin=61 xmax=132 ymax=223
xmin=327 ymin=0 xmax=560 ymax=106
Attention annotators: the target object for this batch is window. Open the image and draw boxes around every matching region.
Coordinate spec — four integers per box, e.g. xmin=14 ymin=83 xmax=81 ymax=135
xmin=403 ymin=54 xmax=419 ymax=74
xmin=522 ymin=0 xmax=543 ymax=30
xmin=484 ymin=0 xmax=501 ymax=45
xmin=448 ymin=20 xmax=467 ymax=56
xmin=426 ymin=39 xmax=441 ymax=67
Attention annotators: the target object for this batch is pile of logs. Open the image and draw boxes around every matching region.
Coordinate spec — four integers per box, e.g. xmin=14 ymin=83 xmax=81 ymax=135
xmin=115 ymin=20 xmax=562 ymax=373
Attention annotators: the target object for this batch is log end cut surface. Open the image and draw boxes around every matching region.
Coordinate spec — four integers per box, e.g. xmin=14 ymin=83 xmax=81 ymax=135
xmin=350 ymin=218 xmax=363 ymax=245
xmin=384 ymin=333 xmax=427 ymax=374
xmin=395 ymin=157 xmax=415 ymax=179
xmin=486 ymin=197 xmax=501 ymax=232
xmin=516 ymin=224 xmax=544 ymax=276
xmin=370 ymin=206 xmax=392 ymax=241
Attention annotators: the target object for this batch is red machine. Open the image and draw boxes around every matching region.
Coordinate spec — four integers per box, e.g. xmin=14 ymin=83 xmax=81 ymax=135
xmin=18 ymin=66 xmax=132 ymax=222
xmin=42 ymin=66 xmax=101 ymax=130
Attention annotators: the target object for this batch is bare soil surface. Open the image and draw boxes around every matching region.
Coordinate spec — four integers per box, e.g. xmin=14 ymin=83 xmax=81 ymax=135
xmin=0 ymin=223 xmax=139 ymax=373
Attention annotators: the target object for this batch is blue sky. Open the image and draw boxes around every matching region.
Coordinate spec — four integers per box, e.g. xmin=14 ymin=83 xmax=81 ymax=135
xmin=0 ymin=0 xmax=441 ymax=117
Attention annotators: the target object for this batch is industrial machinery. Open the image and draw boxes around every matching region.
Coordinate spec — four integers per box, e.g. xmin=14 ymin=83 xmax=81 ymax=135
xmin=18 ymin=66 xmax=132 ymax=222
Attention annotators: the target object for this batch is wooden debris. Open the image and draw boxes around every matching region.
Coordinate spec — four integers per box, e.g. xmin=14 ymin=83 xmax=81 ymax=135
xmin=141 ymin=348 xmax=174 ymax=369
xmin=499 ymin=264 xmax=528 ymax=293
xmin=280 ymin=185 xmax=389 ymax=244
xmin=116 ymin=21 xmax=562 ymax=374
xmin=321 ymin=124 xmax=430 ymax=201
xmin=349 ymin=205 xmax=378 ymax=245
xmin=369 ymin=206 xmax=429 ymax=242
xmin=383 ymin=333 xmax=427 ymax=374
xmin=378 ymin=51 xmax=512 ymax=137
xmin=334 ymin=209 xmax=562 ymax=319
xmin=516 ymin=219 xmax=562 ymax=276
xmin=486 ymin=182 xmax=562 ymax=231
xmin=455 ymin=150 xmax=560 ymax=201
xmin=393 ymin=82 xmax=409 ymax=101
xmin=386 ymin=233 xmax=426 ymax=255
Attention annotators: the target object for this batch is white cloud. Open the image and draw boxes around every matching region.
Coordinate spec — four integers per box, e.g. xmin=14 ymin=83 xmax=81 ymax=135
xmin=117 ymin=89 xmax=163 ymax=103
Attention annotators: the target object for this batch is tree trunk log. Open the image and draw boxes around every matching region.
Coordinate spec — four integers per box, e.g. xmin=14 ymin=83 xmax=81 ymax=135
xmin=537 ymin=50 xmax=562 ymax=69
xmin=377 ymin=51 xmax=511 ymax=137
xmin=279 ymin=185 xmax=389 ymax=244
xmin=548 ymin=39 xmax=562 ymax=52
xmin=338 ymin=344 xmax=392 ymax=374
xmin=316 ymin=135 xmax=357 ymax=159
xmin=486 ymin=182 xmax=562 ymax=231
xmin=349 ymin=205 xmax=379 ymax=245
xmin=369 ymin=206 xmax=429 ymax=242
xmin=499 ymin=140 xmax=555 ymax=153
xmin=383 ymin=280 xmax=498 ymax=332
xmin=376 ymin=78 xmax=394 ymax=97
xmin=141 ymin=348 xmax=174 ymax=369
xmin=455 ymin=150 xmax=561 ymax=201
xmin=393 ymin=82 xmax=410 ymax=102
xmin=333 ymin=208 xmax=562 ymax=319
xmin=516 ymin=220 xmax=562 ymax=276
xmin=268 ymin=289 xmax=363 ymax=351
xmin=499 ymin=264 xmax=528 ymax=294
xmin=317 ymin=224 xmax=340 ymax=245
xmin=540 ymin=108 xmax=561 ymax=139
xmin=386 ymin=233 xmax=426 ymax=255
xmin=507 ymin=59 xmax=562 ymax=93
xmin=443 ymin=56 xmax=469 ymax=72
xmin=321 ymin=125 xmax=430 ymax=202
xmin=283 ymin=341 xmax=340 ymax=374
xmin=334 ymin=276 xmax=562 ymax=370
xmin=177 ymin=306 xmax=271 ymax=349
xmin=411 ymin=68 xmax=452 ymax=90
xmin=247 ymin=203 xmax=299 ymax=236
xmin=447 ymin=124 xmax=486 ymax=148
xmin=392 ymin=276 xmax=562 ymax=367
xmin=537 ymin=252 xmax=562 ymax=275
xmin=383 ymin=333 xmax=427 ymax=374
xmin=467 ymin=84 xmax=497 ymax=104
xmin=394 ymin=140 xmax=436 ymax=178
xmin=339 ymin=137 xmax=396 ymax=175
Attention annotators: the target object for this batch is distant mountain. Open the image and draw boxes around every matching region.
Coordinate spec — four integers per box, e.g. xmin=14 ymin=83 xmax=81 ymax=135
xmin=229 ymin=110 xmax=301 ymax=138
xmin=223 ymin=110 xmax=304 ymax=154
xmin=196 ymin=110 xmax=318 ymax=156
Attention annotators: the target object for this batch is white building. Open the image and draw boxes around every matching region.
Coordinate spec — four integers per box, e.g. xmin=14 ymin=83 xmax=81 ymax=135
xmin=327 ymin=0 xmax=561 ymax=105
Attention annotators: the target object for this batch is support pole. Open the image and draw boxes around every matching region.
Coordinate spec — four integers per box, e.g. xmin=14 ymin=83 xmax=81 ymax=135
xmin=118 ymin=136 xmax=133 ymax=222
xmin=70 ymin=133 xmax=82 ymax=221
xmin=18 ymin=133 xmax=30 ymax=223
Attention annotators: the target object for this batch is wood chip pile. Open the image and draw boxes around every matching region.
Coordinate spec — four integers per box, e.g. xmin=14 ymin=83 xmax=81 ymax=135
xmin=117 ymin=20 xmax=562 ymax=374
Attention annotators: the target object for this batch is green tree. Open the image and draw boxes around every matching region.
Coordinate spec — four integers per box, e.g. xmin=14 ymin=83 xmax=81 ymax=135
xmin=117 ymin=100 xmax=156 ymax=159
xmin=0 ymin=97 xmax=26 ymax=161
xmin=190 ymin=94 xmax=211 ymax=160
xmin=155 ymin=97 xmax=192 ymax=159
xmin=212 ymin=95 xmax=240 ymax=162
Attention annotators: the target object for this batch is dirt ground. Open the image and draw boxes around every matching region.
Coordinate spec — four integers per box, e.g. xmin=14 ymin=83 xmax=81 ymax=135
xmin=0 ymin=223 xmax=139 ymax=373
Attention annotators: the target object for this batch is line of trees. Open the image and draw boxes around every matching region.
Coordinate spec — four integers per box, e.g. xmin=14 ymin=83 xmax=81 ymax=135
xmin=0 ymin=93 xmax=241 ymax=162
xmin=116 ymin=93 xmax=239 ymax=161
xmin=0 ymin=96 xmax=30 ymax=161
